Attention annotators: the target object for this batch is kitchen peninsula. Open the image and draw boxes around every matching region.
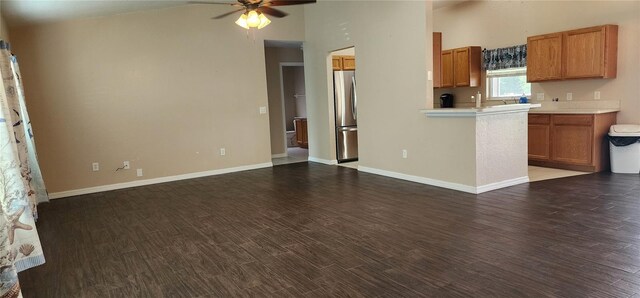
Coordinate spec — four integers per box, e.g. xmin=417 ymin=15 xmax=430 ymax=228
xmin=419 ymin=103 xmax=540 ymax=194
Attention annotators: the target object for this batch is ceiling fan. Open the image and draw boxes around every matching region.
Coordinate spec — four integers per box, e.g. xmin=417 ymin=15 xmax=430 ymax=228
xmin=189 ymin=0 xmax=316 ymax=29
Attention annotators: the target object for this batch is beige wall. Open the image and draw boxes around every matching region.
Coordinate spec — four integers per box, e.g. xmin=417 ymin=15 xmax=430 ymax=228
xmin=10 ymin=5 xmax=304 ymax=193
xmin=264 ymin=46 xmax=304 ymax=155
xmin=434 ymin=0 xmax=640 ymax=123
xmin=304 ymin=1 xmax=479 ymax=186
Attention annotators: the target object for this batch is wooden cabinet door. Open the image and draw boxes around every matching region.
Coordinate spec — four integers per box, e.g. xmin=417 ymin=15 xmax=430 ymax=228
xmin=295 ymin=118 xmax=308 ymax=148
xmin=453 ymin=48 xmax=470 ymax=87
xmin=341 ymin=56 xmax=356 ymax=70
xmin=300 ymin=119 xmax=308 ymax=148
xmin=529 ymin=125 xmax=551 ymax=160
xmin=551 ymin=122 xmax=593 ymax=166
xmin=441 ymin=50 xmax=454 ymax=88
xmin=332 ymin=57 xmax=342 ymax=71
xmin=528 ymin=114 xmax=551 ymax=161
xmin=433 ymin=32 xmax=442 ymax=88
xmin=527 ymin=33 xmax=563 ymax=82
xmin=563 ymin=26 xmax=612 ymax=79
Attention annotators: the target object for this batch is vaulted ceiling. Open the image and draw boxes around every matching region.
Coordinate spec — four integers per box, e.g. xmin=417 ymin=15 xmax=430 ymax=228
xmin=1 ymin=0 xmax=190 ymax=26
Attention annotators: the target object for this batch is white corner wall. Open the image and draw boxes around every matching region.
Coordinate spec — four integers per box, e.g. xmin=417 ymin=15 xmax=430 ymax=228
xmin=304 ymin=1 xmax=480 ymax=188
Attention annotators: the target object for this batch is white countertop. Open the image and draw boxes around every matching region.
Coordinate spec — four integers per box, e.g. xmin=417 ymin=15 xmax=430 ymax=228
xmin=421 ymin=103 xmax=541 ymax=117
xmin=528 ymin=108 xmax=620 ymax=114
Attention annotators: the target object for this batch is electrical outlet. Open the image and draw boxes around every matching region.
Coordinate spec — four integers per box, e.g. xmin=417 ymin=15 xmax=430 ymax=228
xmin=566 ymin=92 xmax=573 ymax=101
xmin=259 ymin=107 xmax=267 ymax=114
xmin=427 ymin=71 xmax=433 ymax=81
xmin=536 ymin=93 xmax=544 ymax=101
xmin=123 ymin=161 xmax=130 ymax=170
xmin=92 ymin=162 xmax=99 ymax=172
xmin=220 ymin=148 xmax=226 ymax=156
xmin=402 ymin=149 xmax=408 ymax=159
xmin=594 ymin=91 xmax=601 ymax=100
xmin=136 ymin=169 xmax=143 ymax=177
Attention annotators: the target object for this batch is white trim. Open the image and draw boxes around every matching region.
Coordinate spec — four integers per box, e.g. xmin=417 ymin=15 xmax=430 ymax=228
xmin=49 ymin=162 xmax=273 ymax=199
xmin=476 ymin=176 xmax=529 ymax=194
xmin=271 ymin=153 xmax=288 ymax=158
xmin=358 ymin=166 xmax=529 ymax=194
xmin=358 ymin=166 xmax=477 ymax=194
xmin=308 ymin=157 xmax=337 ymax=165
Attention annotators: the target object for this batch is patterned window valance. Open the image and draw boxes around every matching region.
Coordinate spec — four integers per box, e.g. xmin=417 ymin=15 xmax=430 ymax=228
xmin=483 ymin=44 xmax=527 ymax=71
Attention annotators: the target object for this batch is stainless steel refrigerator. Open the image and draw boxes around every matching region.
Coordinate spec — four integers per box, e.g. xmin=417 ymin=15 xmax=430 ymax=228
xmin=334 ymin=70 xmax=358 ymax=162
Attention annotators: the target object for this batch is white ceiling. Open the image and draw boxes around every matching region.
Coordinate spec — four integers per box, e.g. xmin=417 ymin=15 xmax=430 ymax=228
xmin=1 ymin=0 xmax=193 ymax=27
xmin=1 ymin=0 xmax=466 ymax=27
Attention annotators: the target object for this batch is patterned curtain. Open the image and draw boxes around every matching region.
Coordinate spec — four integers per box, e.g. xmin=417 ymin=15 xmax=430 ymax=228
xmin=0 ymin=40 xmax=47 ymax=297
xmin=483 ymin=44 xmax=527 ymax=70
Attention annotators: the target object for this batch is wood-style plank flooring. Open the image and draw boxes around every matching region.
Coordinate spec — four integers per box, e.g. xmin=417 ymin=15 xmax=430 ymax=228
xmin=19 ymin=163 xmax=640 ymax=297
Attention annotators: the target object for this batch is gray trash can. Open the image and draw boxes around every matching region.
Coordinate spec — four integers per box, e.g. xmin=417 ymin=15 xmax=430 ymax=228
xmin=609 ymin=124 xmax=640 ymax=174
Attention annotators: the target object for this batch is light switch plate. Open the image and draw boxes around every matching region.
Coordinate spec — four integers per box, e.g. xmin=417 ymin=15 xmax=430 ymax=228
xmin=427 ymin=71 xmax=433 ymax=81
xmin=566 ymin=93 xmax=573 ymax=101
xmin=594 ymin=91 xmax=601 ymax=100
xmin=536 ymin=93 xmax=544 ymax=101
xmin=259 ymin=107 xmax=267 ymax=114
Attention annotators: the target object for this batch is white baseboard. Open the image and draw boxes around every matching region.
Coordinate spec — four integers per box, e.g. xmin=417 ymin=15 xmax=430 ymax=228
xmin=475 ymin=176 xmax=529 ymax=194
xmin=49 ymin=162 xmax=273 ymax=199
xmin=358 ymin=166 xmax=477 ymax=194
xmin=271 ymin=153 xmax=287 ymax=158
xmin=308 ymin=157 xmax=337 ymax=165
xmin=358 ymin=166 xmax=528 ymax=194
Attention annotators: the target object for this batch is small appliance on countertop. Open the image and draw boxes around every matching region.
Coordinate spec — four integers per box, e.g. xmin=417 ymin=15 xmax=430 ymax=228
xmin=440 ymin=93 xmax=454 ymax=108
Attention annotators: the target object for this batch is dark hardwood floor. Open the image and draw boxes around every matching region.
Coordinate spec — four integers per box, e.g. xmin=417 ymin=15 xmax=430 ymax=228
xmin=18 ymin=162 xmax=640 ymax=297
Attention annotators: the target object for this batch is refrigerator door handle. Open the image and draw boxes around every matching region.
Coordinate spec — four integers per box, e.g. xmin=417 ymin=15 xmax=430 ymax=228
xmin=351 ymin=76 xmax=357 ymax=121
xmin=338 ymin=127 xmax=358 ymax=132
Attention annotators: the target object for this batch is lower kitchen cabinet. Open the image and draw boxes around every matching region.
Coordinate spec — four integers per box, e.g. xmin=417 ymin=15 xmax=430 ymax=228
xmin=294 ymin=118 xmax=308 ymax=149
xmin=528 ymin=115 xmax=551 ymax=160
xmin=528 ymin=112 xmax=617 ymax=172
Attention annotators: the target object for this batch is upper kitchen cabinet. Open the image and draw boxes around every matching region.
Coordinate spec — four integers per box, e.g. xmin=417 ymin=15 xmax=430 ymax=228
xmin=564 ymin=25 xmax=618 ymax=79
xmin=332 ymin=57 xmax=342 ymax=70
xmin=454 ymin=47 xmax=481 ymax=87
xmin=332 ymin=56 xmax=355 ymax=71
xmin=527 ymin=24 xmax=618 ymax=82
xmin=441 ymin=49 xmax=454 ymax=88
xmin=341 ymin=56 xmax=356 ymax=70
xmin=433 ymin=32 xmax=442 ymax=88
xmin=439 ymin=46 xmax=481 ymax=88
xmin=527 ymin=33 xmax=563 ymax=82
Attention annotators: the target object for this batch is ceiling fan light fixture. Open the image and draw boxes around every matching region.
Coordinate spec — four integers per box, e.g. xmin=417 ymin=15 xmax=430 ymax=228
xmin=235 ymin=13 xmax=249 ymax=29
xmin=246 ymin=10 xmax=261 ymax=27
xmin=235 ymin=10 xmax=270 ymax=30
xmin=257 ymin=13 xmax=271 ymax=29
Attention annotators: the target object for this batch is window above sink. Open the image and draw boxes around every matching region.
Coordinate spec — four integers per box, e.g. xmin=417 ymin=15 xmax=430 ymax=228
xmin=487 ymin=67 xmax=531 ymax=100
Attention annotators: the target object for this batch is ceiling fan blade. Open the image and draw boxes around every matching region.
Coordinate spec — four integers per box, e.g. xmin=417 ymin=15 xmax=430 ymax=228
xmin=263 ymin=0 xmax=316 ymax=6
xmin=211 ymin=8 xmax=245 ymax=19
xmin=257 ymin=6 xmax=288 ymax=18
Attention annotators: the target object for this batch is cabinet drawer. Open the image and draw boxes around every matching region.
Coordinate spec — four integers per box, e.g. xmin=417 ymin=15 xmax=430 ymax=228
xmin=553 ymin=115 xmax=593 ymax=126
xmin=529 ymin=114 xmax=550 ymax=125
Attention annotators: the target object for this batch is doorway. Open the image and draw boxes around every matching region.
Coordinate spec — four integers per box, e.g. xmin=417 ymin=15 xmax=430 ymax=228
xmin=329 ymin=47 xmax=358 ymax=168
xmin=275 ymin=63 xmax=308 ymax=165
xmin=263 ymin=41 xmax=309 ymax=166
